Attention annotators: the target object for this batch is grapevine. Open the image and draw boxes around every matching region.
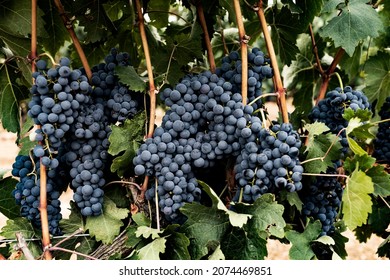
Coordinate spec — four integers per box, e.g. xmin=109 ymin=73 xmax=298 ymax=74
xmin=0 ymin=0 xmax=389 ymax=262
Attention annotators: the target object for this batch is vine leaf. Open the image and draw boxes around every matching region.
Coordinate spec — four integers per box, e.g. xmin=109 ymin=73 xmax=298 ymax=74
xmin=319 ymin=0 xmax=384 ymax=56
xmin=0 ymin=217 xmax=42 ymax=259
xmin=285 ymin=220 xmax=322 ymax=260
xmin=0 ymin=177 xmax=20 ymax=219
xmin=115 ymin=65 xmax=147 ymax=92
xmin=137 ymin=237 xmax=166 ymax=260
xmin=180 ymin=198 xmax=231 ymax=260
xmin=233 ymin=193 xmax=286 ymax=239
xmin=0 ymin=63 xmax=29 ymax=134
xmin=135 ymin=226 xmax=161 ymax=240
xmin=364 ymin=51 xmax=390 ymax=113
xmin=85 ymin=197 xmax=129 ymax=245
xmin=0 ymin=0 xmax=47 ymax=38
xmin=108 ymin=113 xmax=145 ymax=177
xmin=343 ymin=167 xmax=374 ymax=230
xmin=198 ymin=180 xmax=251 ymax=228
xmin=38 ymin=0 xmax=69 ymax=56
xmin=303 ymin=122 xmax=342 ymax=173
xmin=162 ymin=226 xmax=191 ymax=260
xmin=346 ymin=117 xmax=369 ymax=156
xmin=220 ymin=227 xmax=268 ymax=260
xmin=366 ymin=165 xmax=390 ymax=197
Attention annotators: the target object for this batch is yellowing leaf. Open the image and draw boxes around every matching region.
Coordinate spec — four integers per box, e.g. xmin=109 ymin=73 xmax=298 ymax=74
xmin=137 ymin=237 xmax=166 ymax=260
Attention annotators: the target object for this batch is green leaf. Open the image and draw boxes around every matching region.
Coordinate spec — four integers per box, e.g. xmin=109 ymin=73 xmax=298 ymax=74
xmin=346 ymin=117 xmax=369 ymax=155
xmin=368 ymin=198 xmax=390 ymax=235
xmin=285 ymin=220 xmax=322 ymax=260
xmin=115 ymin=65 xmax=146 ymax=92
xmin=38 ymin=0 xmax=69 ymax=56
xmin=321 ymin=0 xmax=344 ymax=13
xmin=377 ymin=235 xmax=390 ymax=258
xmin=0 ymin=177 xmax=20 ymax=219
xmin=364 ymin=51 xmax=390 ymax=113
xmin=0 ymin=32 xmax=31 ymax=56
xmin=339 ymin=43 xmax=362 ymax=81
xmin=0 ymin=218 xmax=42 ymax=259
xmin=208 ymin=245 xmax=225 ymax=260
xmin=198 ymin=180 xmax=251 ymax=227
xmin=0 ymin=0 xmax=47 ymax=38
xmin=85 ymin=197 xmax=129 ymax=244
xmin=343 ymin=108 xmax=372 ymax=122
xmin=315 ymin=235 xmax=335 ymax=246
xmin=233 ymin=194 xmax=286 ymax=238
xmin=137 ymin=237 xmax=166 ymax=260
xmin=102 ymin=1 xmax=125 ymax=22
xmin=135 ymin=226 xmax=161 ymax=240
xmin=343 ymin=154 xmax=376 ymax=173
xmin=125 ymin=226 xmax=142 ymax=248
xmin=221 ymin=227 xmax=268 ymax=260
xmin=303 ymin=123 xmax=342 ymax=173
xmin=282 ymin=0 xmax=303 ymax=13
xmin=108 ymin=113 xmax=145 ymax=177
xmin=132 ymin=212 xmax=151 ymax=227
xmin=343 ymin=167 xmax=374 ymax=230
xmin=366 ymin=165 xmax=390 ymax=197
xmin=147 ymin=1 xmax=170 ymax=29
xmin=180 ymin=202 xmax=230 ymax=260
xmin=161 ymin=225 xmax=191 ymax=260
xmin=286 ymin=191 xmax=303 ymax=212
xmin=319 ymin=0 xmax=384 ymax=56
xmin=0 ymin=63 xmax=29 ymax=134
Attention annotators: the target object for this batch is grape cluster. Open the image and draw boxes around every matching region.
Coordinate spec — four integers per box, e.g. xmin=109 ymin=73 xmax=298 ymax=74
xmin=373 ymin=96 xmax=390 ymax=163
xmin=134 ymin=49 xmax=278 ymax=222
xmin=11 ymin=155 xmax=66 ymax=235
xmin=300 ymin=169 xmax=343 ymax=236
xmin=309 ymin=86 xmax=371 ymax=155
xmin=233 ymin=122 xmax=303 ymax=202
xmin=28 ymin=57 xmax=87 ymax=159
xmin=90 ymin=48 xmax=140 ymax=123
xmin=64 ymin=97 xmax=110 ymax=216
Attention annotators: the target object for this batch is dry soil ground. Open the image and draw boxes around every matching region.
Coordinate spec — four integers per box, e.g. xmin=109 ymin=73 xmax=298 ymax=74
xmin=0 ymin=103 xmax=388 ymax=260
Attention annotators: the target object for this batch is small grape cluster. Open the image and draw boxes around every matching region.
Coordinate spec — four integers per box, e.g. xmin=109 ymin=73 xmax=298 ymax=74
xmin=300 ymin=169 xmax=343 ymax=236
xmin=309 ymin=86 xmax=371 ymax=156
xmin=233 ymin=122 xmax=303 ymax=202
xmin=373 ymin=96 xmax=390 ymax=163
xmin=11 ymin=155 xmax=66 ymax=235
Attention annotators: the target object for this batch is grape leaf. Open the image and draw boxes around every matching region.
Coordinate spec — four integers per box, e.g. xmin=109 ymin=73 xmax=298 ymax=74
xmin=132 ymin=212 xmax=151 ymax=227
xmin=162 ymin=228 xmax=191 ymax=260
xmin=233 ymin=193 xmax=286 ymax=238
xmin=343 ymin=167 xmax=374 ymax=230
xmin=136 ymin=226 xmax=161 ymax=240
xmin=303 ymin=123 xmax=342 ymax=173
xmin=286 ymin=191 xmax=303 ymax=212
xmin=377 ymin=235 xmax=390 ymax=258
xmin=343 ymin=108 xmax=372 ymax=122
xmin=208 ymin=245 xmax=225 ymax=260
xmin=125 ymin=226 xmax=142 ymax=249
xmin=364 ymin=51 xmax=390 ymax=113
xmin=0 ymin=32 xmax=31 ymax=56
xmin=137 ymin=237 xmax=166 ymax=260
xmin=180 ymin=202 xmax=230 ymax=260
xmin=108 ymin=113 xmax=145 ymax=177
xmin=282 ymin=0 xmax=303 ymax=13
xmin=102 ymin=0 xmax=125 ymax=22
xmin=320 ymin=0 xmax=384 ymax=56
xmin=221 ymin=227 xmax=268 ymax=260
xmin=366 ymin=165 xmax=390 ymax=197
xmin=368 ymin=199 xmax=390 ymax=235
xmin=0 ymin=177 xmax=20 ymax=219
xmin=343 ymin=154 xmax=376 ymax=174
xmin=285 ymin=220 xmax=322 ymax=260
xmin=85 ymin=197 xmax=129 ymax=244
xmin=38 ymin=0 xmax=69 ymax=56
xmin=115 ymin=65 xmax=147 ymax=92
xmin=0 ymin=0 xmax=47 ymax=38
xmin=147 ymin=0 xmax=170 ymax=29
xmin=346 ymin=117 xmax=369 ymax=155
xmin=339 ymin=42 xmax=362 ymax=81
xmin=198 ymin=180 xmax=251 ymax=228
xmin=0 ymin=217 xmax=42 ymax=259
xmin=59 ymin=201 xmax=85 ymax=234
xmin=0 ymin=63 xmax=29 ymax=134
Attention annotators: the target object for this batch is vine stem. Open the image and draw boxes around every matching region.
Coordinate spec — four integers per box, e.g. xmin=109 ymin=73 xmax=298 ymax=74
xmin=135 ymin=0 xmax=157 ymax=201
xmin=309 ymin=24 xmax=324 ymax=75
xmin=195 ymin=1 xmax=216 ymax=73
xmin=135 ymin=0 xmax=156 ymax=139
xmin=315 ymin=48 xmax=345 ymax=104
xmin=302 ymin=172 xmax=349 ymax=179
xmin=257 ymin=1 xmax=289 ymax=123
xmin=53 ymin=0 xmax=92 ymax=81
xmin=30 ymin=0 xmax=52 ymax=260
xmin=15 ymin=232 xmax=35 ymax=260
xmin=233 ymin=0 xmax=248 ymax=105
